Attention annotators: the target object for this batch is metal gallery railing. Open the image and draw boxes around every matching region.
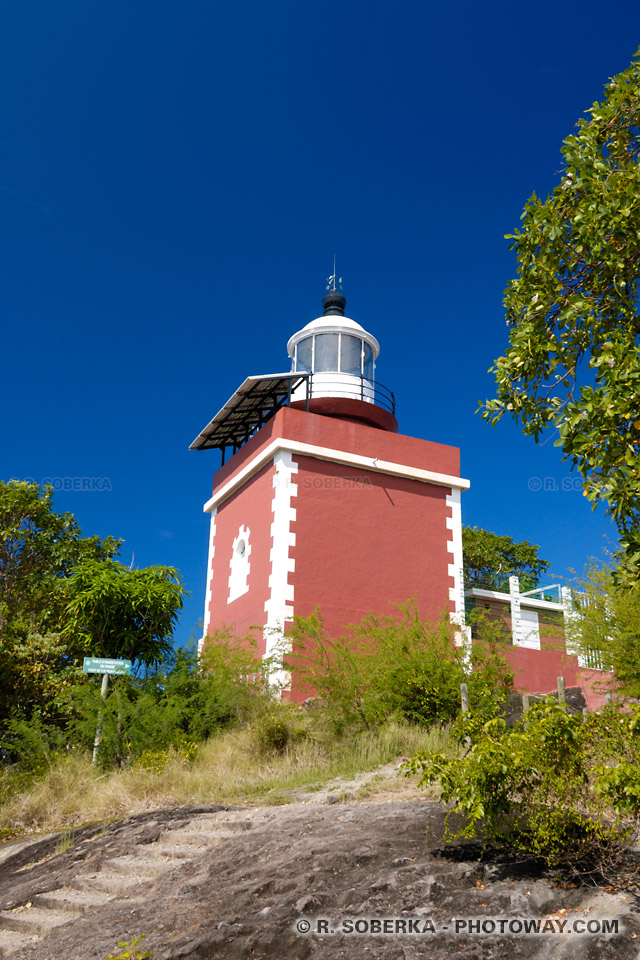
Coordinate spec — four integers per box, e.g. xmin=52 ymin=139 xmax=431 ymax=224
xmin=298 ymin=373 xmax=395 ymax=415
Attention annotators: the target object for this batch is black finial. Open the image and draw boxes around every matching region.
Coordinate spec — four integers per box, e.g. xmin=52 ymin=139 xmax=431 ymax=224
xmin=324 ymin=256 xmax=345 ymax=314
xmin=323 ymin=289 xmax=346 ymax=316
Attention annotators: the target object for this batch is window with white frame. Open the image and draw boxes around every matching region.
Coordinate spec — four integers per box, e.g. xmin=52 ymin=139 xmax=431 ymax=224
xmin=519 ymin=607 xmax=541 ymax=649
xmin=228 ymin=525 xmax=251 ymax=603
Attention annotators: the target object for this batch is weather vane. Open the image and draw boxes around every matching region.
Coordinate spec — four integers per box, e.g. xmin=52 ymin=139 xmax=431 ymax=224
xmin=326 ymin=255 xmax=343 ymax=292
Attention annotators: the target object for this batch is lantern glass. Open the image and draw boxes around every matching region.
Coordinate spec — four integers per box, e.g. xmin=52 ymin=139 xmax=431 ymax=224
xmin=341 ymin=335 xmax=362 ymax=376
xmin=296 ymin=337 xmax=313 ymax=373
xmin=363 ymin=342 xmax=374 ymax=380
xmin=314 ymin=333 xmax=339 ymax=372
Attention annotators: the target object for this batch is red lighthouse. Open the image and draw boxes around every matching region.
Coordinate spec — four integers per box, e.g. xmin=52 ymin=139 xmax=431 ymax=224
xmin=191 ymin=285 xmax=469 ymax=697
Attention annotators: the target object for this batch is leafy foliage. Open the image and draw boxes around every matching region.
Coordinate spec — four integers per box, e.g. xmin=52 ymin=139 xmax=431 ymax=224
xmin=251 ymin=704 xmax=308 ymax=756
xmin=68 ymin=632 xmax=272 ymax=767
xmin=0 ymin=480 xmax=120 ymax=635
xmin=481 ymin=49 xmax=640 ymax=570
xmin=0 ymin=482 xmax=121 ymax=722
xmin=0 ymin=482 xmax=185 ymax=725
xmin=566 ymin=562 xmax=640 ymax=695
xmin=103 ymin=935 xmax=153 ymax=960
xmin=62 ymin=558 xmax=185 ymax=667
xmin=462 ymin=526 xmax=550 ymax=591
xmin=1 ymin=632 xmax=275 ymax=771
xmin=285 ymin=604 xmax=513 ymax=732
xmin=1 ymin=710 xmax=69 ymax=774
xmin=0 ymin=631 xmax=85 ymax=723
xmin=407 ymin=699 xmax=640 ymax=875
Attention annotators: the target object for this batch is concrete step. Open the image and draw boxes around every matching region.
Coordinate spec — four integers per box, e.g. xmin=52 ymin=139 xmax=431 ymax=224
xmin=32 ymin=887 xmax=108 ymax=914
xmin=69 ymin=872 xmax=142 ymax=896
xmin=172 ymin=826 xmax=254 ymax=844
xmin=104 ymin=855 xmax=173 ymax=877
xmin=163 ymin=828 xmax=237 ymax=847
xmin=185 ymin=816 xmax=255 ymax=833
xmin=0 ymin=906 xmax=73 ymax=937
xmin=0 ymin=816 xmax=259 ymax=954
xmin=0 ymin=928 xmax=40 ymax=958
xmin=144 ymin=841 xmax=199 ymax=860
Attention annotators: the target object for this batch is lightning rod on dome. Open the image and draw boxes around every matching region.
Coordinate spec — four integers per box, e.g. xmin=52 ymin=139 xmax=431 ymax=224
xmin=326 ymin=254 xmax=343 ymax=292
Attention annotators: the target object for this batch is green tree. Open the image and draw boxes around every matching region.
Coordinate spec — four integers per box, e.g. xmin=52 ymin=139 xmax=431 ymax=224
xmin=481 ymin=49 xmax=640 ymax=570
xmin=462 ymin=526 xmax=550 ymax=591
xmin=0 ymin=481 xmax=120 ymax=635
xmin=0 ymin=482 xmax=121 ymax=721
xmin=0 ymin=481 xmax=185 ymax=725
xmin=62 ymin=560 xmax=185 ymax=764
xmin=63 ymin=559 xmax=185 ymax=667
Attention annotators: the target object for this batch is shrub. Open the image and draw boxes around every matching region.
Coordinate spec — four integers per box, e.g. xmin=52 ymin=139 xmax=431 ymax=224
xmin=406 ymin=698 xmax=640 ymax=876
xmin=67 ymin=631 xmax=275 ymax=768
xmin=284 ymin=604 xmax=512 ymax=733
xmin=103 ymin=934 xmax=152 ymax=959
xmin=0 ymin=710 xmax=68 ymax=774
xmin=252 ymin=704 xmax=308 ymax=755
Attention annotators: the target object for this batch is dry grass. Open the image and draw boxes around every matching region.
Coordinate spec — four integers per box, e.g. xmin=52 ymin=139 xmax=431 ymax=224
xmin=0 ymin=721 xmax=454 ymax=837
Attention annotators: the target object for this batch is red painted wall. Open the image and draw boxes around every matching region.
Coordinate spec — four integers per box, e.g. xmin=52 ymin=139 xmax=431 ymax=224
xmin=289 ymin=454 xmax=455 ymax=697
xmin=281 ymin=406 xmax=460 ymax=475
xmin=507 ymin=646 xmax=585 ymax=695
xmin=202 ymin=407 xmax=462 ymax=697
xmin=576 ymin=668 xmax=614 ymax=711
xmin=470 ymin=598 xmax=613 ymax=706
xmin=205 ymin=460 xmax=275 ymax=655
xmin=505 ymin=647 xmax=613 ymax=709
xmin=209 ymin=406 xmax=461 ymax=497
xmin=290 ymin=396 xmax=399 ymax=432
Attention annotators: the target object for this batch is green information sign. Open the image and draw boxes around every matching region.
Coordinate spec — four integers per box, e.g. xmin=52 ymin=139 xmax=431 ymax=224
xmin=83 ymin=657 xmax=132 ymax=676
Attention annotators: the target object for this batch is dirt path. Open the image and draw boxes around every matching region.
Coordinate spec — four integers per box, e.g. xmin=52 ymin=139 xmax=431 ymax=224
xmin=1 ymin=766 xmax=639 ymax=959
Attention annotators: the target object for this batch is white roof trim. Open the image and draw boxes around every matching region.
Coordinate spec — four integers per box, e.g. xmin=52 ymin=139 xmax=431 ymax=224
xmin=203 ymin=437 xmax=469 ymax=513
xmin=466 ymin=587 xmax=563 ymax=612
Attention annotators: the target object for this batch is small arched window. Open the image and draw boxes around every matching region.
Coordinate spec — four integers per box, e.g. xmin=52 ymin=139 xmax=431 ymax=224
xmin=228 ymin=526 xmax=251 ymax=603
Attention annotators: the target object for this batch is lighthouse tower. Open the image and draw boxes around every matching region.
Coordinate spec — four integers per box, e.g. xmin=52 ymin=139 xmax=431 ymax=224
xmin=191 ymin=286 xmax=469 ymax=696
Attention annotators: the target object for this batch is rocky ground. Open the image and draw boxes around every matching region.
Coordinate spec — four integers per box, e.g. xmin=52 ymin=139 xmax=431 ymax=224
xmin=1 ymin=767 xmax=639 ymax=960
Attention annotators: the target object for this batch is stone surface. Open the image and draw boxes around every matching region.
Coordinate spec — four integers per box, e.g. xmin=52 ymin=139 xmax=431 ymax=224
xmin=0 ymin=800 xmax=639 ymax=959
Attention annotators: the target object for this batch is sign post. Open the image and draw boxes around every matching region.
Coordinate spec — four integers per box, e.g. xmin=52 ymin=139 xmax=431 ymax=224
xmin=83 ymin=657 xmax=133 ymax=676
xmin=83 ymin=658 xmax=133 ymax=764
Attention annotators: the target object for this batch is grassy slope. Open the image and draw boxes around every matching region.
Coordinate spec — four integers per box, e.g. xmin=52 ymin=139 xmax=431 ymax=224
xmin=0 ymin=722 xmax=453 ymax=837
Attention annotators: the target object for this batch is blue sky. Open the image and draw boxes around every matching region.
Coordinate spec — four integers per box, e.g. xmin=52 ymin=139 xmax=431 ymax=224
xmin=2 ymin=1 xmax=637 ymax=645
